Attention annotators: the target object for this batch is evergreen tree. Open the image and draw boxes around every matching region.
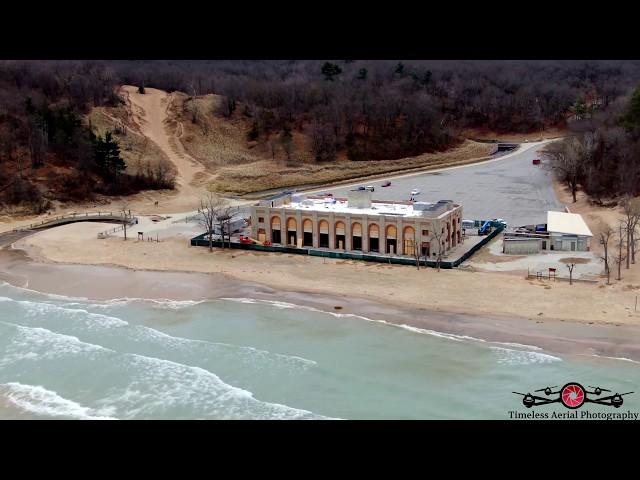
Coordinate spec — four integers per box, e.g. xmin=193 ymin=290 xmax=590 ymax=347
xmin=623 ymin=85 xmax=640 ymax=131
xmin=93 ymin=131 xmax=126 ymax=180
xmin=321 ymin=62 xmax=342 ymax=81
xmin=395 ymin=62 xmax=405 ymax=75
xmin=357 ymin=68 xmax=368 ymax=80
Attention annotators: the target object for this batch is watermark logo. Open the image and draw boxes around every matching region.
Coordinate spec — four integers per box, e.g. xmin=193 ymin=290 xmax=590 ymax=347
xmin=510 ymin=382 xmax=638 ymax=419
xmin=513 ymin=382 xmax=632 ymax=409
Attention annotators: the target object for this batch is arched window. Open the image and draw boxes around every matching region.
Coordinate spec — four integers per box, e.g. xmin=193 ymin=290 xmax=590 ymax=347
xmin=302 ymin=219 xmax=313 ymax=247
xmin=385 ymin=225 xmax=397 ymax=254
xmin=271 ymin=217 xmax=281 ymax=244
xmin=403 ymin=226 xmax=415 ymax=256
xmin=369 ymin=224 xmax=379 ymax=252
xmin=286 ymin=217 xmax=297 ymax=246
xmin=318 ymin=220 xmax=329 ymax=248
xmin=352 ymin=222 xmax=362 ymax=251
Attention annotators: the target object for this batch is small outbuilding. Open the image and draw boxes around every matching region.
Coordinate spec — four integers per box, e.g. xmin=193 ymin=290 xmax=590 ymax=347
xmin=546 ymin=211 xmax=592 ymax=252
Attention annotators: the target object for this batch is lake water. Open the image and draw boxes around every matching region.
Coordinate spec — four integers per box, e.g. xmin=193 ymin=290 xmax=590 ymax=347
xmin=0 ymin=281 xmax=638 ymax=419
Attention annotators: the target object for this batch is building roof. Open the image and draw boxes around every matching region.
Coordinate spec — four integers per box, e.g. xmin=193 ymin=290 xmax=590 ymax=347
xmin=271 ymin=196 xmax=458 ymax=219
xmin=547 ymin=211 xmax=593 ymax=237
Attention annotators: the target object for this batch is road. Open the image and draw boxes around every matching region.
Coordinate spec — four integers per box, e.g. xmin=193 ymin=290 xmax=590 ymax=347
xmin=317 ymin=141 xmax=563 ymax=227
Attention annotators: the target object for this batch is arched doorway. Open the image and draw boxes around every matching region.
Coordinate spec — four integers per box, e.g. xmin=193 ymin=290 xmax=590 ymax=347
xmin=319 ymin=220 xmax=329 ymax=248
xmin=352 ymin=222 xmax=362 ymax=251
xmin=303 ymin=219 xmax=313 ymax=247
xmin=271 ymin=216 xmax=281 ymax=244
xmin=368 ymin=224 xmax=379 ymax=252
xmin=286 ymin=217 xmax=297 ymax=246
xmin=403 ymin=226 xmax=415 ymax=256
xmin=335 ymin=221 xmax=346 ymax=250
xmin=386 ymin=225 xmax=397 ymax=254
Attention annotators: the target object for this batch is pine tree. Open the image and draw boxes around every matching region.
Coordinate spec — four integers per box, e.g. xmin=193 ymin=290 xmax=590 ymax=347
xmin=93 ymin=131 xmax=126 ymax=181
xmin=321 ymin=62 xmax=342 ymax=81
xmin=623 ymin=85 xmax=640 ymax=131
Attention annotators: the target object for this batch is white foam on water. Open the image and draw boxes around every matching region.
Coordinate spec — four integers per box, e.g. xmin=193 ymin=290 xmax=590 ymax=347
xmin=491 ymin=342 xmax=543 ymax=351
xmin=103 ymin=297 xmax=208 ymax=310
xmin=0 ymin=321 xmax=331 ymax=419
xmin=0 ymin=321 xmax=113 ymax=367
xmin=582 ymin=354 xmax=640 ymax=365
xmin=221 ymin=297 xmax=544 ymax=350
xmin=0 ymin=382 xmax=117 ymax=420
xmin=0 ymin=281 xmax=90 ymax=302
xmin=108 ymin=353 xmax=335 ymax=420
xmin=490 ymin=346 xmax=562 ymax=365
xmin=1 ymin=295 xmax=316 ymax=371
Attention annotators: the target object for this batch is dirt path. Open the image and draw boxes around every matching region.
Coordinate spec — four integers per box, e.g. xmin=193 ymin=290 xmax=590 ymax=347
xmin=119 ymin=85 xmax=211 ymax=213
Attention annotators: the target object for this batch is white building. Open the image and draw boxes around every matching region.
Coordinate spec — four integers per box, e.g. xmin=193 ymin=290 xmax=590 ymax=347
xmin=503 ymin=211 xmax=593 ymax=254
xmin=546 ymin=211 xmax=593 ymax=252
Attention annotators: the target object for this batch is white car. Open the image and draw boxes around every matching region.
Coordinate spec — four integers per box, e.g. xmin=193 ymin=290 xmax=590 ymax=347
xmin=410 ymin=189 xmax=420 ymax=196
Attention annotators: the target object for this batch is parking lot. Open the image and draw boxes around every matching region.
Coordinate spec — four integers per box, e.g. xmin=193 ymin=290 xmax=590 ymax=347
xmin=321 ymin=141 xmax=564 ymax=227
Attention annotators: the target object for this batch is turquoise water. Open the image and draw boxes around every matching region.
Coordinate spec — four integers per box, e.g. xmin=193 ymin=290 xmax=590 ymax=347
xmin=0 ymin=281 xmax=638 ymax=419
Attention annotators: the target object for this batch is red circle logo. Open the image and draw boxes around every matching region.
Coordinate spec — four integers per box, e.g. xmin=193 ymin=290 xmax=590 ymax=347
xmin=561 ymin=383 xmax=585 ymax=409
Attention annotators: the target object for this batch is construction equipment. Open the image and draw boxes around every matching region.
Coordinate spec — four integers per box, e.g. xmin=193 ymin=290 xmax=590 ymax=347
xmin=479 ymin=220 xmax=492 ymax=235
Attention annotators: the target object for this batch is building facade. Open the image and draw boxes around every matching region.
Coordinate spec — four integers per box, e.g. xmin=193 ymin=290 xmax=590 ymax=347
xmin=250 ymin=191 xmax=463 ymax=258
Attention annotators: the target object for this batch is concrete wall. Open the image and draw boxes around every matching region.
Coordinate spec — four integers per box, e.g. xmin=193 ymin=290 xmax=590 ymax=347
xmin=503 ymin=238 xmax=542 ymax=255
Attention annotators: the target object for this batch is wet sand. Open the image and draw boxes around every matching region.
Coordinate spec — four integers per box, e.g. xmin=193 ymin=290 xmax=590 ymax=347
xmin=2 ymin=248 xmax=640 ymax=362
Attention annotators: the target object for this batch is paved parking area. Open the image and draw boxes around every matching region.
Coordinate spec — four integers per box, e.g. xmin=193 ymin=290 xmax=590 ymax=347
xmin=322 ymin=142 xmax=564 ymax=227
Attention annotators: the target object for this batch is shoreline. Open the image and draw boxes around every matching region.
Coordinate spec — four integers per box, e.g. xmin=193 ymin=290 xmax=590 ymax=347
xmin=2 ymin=246 xmax=640 ymax=362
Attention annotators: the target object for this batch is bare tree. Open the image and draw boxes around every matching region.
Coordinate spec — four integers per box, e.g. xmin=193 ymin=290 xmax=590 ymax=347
xmin=198 ymin=193 xmax=234 ymax=251
xmin=598 ymin=223 xmax=614 ymax=284
xmin=615 ymin=221 xmax=627 ymax=281
xmin=120 ymin=203 xmax=130 ymax=241
xmin=411 ymin=238 xmax=422 ymax=270
xmin=622 ymin=196 xmax=640 ymax=268
xmin=566 ymin=262 xmax=576 ymax=285
xmin=432 ymin=227 xmax=445 ymax=272
xmin=544 ymin=134 xmax=596 ymax=203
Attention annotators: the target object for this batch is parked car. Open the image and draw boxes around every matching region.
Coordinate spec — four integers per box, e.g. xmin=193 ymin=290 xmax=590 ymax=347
xmin=324 ymin=193 xmax=334 ymax=197
xmin=410 ymin=189 xmax=420 ymax=196
xmin=382 ymin=180 xmax=391 ymax=187
xmin=357 ymin=186 xmax=366 ymax=191
xmin=365 ymin=186 xmax=375 ymax=192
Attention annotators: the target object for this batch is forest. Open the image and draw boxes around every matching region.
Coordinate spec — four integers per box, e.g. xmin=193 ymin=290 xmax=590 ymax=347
xmin=2 ymin=59 xmax=640 ymax=211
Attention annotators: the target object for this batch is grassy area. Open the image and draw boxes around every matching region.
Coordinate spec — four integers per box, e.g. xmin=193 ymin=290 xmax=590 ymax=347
xmin=86 ymin=106 xmax=176 ymax=177
xmin=210 ymin=140 xmax=496 ymax=195
xmin=164 ymin=93 xmax=498 ymax=196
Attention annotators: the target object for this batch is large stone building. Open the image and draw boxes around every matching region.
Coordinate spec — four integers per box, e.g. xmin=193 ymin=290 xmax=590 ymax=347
xmin=250 ymin=190 xmax=463 ymax=258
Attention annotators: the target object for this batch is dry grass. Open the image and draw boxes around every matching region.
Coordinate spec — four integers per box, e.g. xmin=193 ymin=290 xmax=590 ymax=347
xmin=86 ymin=106 xmax=176 ymax=177
xmin=210 ymin=140 xmax=496 ymax=195
xmin=166 ymin=92 xmax=496 ymax=195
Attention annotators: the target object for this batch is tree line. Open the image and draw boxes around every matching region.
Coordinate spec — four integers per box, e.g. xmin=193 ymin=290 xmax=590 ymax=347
xmin=111 ymin=60 xmax=640 ymax=162
xmin=3 ymin=60 xmax=640 ymax=209
xmin=544 ymin=84 xmax=640 ymax=202
xmin=0 ymin=61 xmax=174 ymax=211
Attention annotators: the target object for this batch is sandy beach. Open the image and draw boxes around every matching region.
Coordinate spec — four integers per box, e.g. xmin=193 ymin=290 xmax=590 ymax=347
xmin=2 ymin=222 xmax=640 ymax=362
